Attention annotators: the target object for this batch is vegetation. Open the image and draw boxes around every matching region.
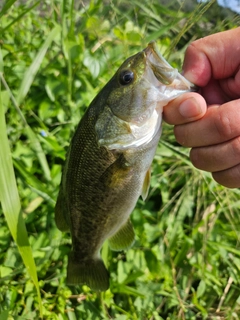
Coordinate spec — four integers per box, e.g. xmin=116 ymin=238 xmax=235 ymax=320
xmin=0 ymin=0 xmax=240 ymax=319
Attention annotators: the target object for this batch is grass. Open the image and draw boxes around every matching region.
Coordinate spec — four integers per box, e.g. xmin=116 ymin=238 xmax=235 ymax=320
xmin=0 ymin=0 xmax=240 ymax=319
xmin=0 ymin=78 xmax=42 ymax=318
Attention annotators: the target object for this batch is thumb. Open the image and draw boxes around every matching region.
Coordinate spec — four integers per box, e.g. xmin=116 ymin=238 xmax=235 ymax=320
xmin=163 ymin=93 xmax=207 ymax=125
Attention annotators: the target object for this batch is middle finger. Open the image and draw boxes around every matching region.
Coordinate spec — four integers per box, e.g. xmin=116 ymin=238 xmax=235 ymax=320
xmin=174 ymin=100 xmax=240 ymax=147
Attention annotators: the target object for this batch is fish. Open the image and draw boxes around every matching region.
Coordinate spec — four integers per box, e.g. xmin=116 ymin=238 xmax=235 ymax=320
xmin=55 ymin=41 xmax=195 ymax=291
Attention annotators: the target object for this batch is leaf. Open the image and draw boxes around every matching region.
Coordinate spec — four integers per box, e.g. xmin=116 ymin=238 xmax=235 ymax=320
xmin=115 ymin=284 xmax=145 ymax=298
xmin=197 ymin=280 xmax=206 ymax=298
xmin=83 ymin=51 xmax=102 ymax=78
xmin=144 ymin=250 xmax=160 ymax=275
xmin=123 ymin=270 xmax=145 ymax=284
xmin=192 ymin=291 xmax=208 ymax=315
xmin=0 ymin=85 xmax=42 ymax=317
xmin=0 ymin=310 xmax=9 ymax=320
xmin=144 ymin=223 xmax=161 ymax=243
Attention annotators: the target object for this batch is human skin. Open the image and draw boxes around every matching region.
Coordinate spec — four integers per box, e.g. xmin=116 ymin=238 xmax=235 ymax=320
xmin=163 ymin=27 xmax=240 ymax=188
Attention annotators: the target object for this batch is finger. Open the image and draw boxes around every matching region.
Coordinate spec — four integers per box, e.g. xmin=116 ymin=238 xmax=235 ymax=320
xmin=163 ymin=93 xmax=207 ymax=125
xmin=190 ymin=136 xmax=240 ymax=172
xmin=199 ymin=78 xmax=230 ymax=105
xmin=183 ymin=28 xmax=240 ymax=86
xmin=174 ymin=99 xmax=240 ymax=147
xmin=212 ymin=164 xmax=240 ymax=188
xmin=220 ymin=66 xmax=240 ymax=100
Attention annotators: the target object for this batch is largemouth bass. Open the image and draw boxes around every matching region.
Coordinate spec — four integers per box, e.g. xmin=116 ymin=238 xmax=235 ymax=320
xmin=55 ymin=42 xmax=195 ymax=291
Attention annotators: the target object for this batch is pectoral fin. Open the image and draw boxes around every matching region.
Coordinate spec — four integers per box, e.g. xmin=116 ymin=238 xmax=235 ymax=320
xmin=108 ymin=218 xmax=135 ymax=251
xmin=141 ymin=168 xmax=151 ymax=201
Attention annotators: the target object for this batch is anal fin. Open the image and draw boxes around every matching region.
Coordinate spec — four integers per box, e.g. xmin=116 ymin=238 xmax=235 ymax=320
xmin=108 ymin=218 xmax=135 ymax=251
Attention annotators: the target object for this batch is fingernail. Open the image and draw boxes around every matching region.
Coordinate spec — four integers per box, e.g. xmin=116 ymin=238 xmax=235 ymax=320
xmin=179 ymin=97 xmax=202 ymax=119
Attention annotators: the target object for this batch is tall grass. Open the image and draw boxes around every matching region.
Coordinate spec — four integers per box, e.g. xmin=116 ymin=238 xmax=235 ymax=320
xmin=0 ymin=77 xmax=42 ymax=317
xmin=0 ymin=0 xmax=240 ymax=319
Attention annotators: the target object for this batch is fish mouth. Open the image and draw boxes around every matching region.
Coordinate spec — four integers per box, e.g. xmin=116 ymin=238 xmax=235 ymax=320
xmin=144 ymin=41 xmax=197 ymax=91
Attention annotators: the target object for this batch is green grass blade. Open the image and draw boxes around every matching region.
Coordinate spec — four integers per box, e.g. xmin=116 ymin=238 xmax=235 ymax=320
xmin=16 ymin=25 xmax=61 ymax=105
xmin=0 ymin=0 xmax=18 ymax=19
xmin=25 ymin=125 xmax=52 ymax=181
xmin=1 ymin=1 xmax=41 ymax=32
xmin=0 ymin=48 xmax=3 ymax=73
xmin=0 ymin=87 xmax=43 ymax=317
xmin=165 ymin=0 xmax=216 ymax=55
xmin=12 ymin=158 xmax=55 ymax=204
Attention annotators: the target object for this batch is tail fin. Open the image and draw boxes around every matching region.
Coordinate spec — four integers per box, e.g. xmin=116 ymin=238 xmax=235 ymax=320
xmin=66 ymin=252 xmax=109 ymax=291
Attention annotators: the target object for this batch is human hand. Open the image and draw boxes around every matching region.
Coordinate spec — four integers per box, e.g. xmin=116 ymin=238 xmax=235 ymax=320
xmin=163 ymin=27 xmax=240 ymax=188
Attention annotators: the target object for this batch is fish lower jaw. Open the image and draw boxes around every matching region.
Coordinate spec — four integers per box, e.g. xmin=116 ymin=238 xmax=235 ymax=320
xmin=105 ymin=111 xmax=162 ymax=151
xmin=127 ymin=109 xmax=162 ymax=148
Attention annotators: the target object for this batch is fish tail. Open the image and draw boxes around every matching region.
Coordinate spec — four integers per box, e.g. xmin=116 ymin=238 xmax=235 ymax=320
xmin=67 ymin=252 xmax=109 ymax=291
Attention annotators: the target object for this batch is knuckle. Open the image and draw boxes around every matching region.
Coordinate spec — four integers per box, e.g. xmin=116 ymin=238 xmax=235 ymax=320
xmin=214 ymin=105 xmax=240 ymax=140
xmin=214 ymin=112 xmax=232 ymax=139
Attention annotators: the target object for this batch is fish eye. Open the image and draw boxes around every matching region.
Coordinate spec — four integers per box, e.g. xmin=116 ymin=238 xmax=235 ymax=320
xmin=119 ymin=70 xmax=134 ymax=85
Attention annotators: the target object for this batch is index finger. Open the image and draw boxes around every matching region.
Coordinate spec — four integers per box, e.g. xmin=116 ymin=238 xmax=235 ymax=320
xmin=183 ymin=27 xmax=240 ymax=87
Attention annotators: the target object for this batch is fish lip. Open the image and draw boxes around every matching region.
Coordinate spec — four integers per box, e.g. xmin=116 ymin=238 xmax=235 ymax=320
xmin=144 ymin=41 xmax=167 ymax=65
xmin=144 ymin=41 xmax=196 ymax=90
xmin=144 ymin=41 xmax=178 ymax=85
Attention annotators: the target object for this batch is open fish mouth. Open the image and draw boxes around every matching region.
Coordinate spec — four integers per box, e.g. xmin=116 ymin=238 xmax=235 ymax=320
xmin=144 ymin=41 xmax=197 ymax=92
